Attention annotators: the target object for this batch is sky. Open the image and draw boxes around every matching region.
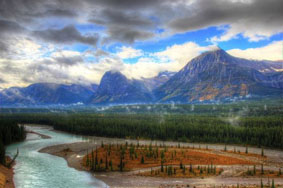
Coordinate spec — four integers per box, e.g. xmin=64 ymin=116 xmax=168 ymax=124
xmin=0 ymin=0 xmax=282 ymax=89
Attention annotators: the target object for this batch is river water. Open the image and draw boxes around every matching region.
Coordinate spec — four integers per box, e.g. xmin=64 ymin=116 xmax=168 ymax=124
xmin=6 ymin=125 xmax=108 ymax=188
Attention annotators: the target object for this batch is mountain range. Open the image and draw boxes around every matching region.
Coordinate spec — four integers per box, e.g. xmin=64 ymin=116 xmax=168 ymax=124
xmin=1 ymin=48 xmax=282 ymax=106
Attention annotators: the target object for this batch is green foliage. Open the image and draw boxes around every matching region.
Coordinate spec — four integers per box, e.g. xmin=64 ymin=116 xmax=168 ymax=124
xmin=261 ymin=164 xmax=264 ymax=175
xmin=161 ymin=160 xmax=164 ymax=172
xmin=253 ymin=165 xmax=256 ymax=175
xmin=261 ymin=148 xmax=264 ymax=157
xmin=109 ymin=160 xmax=113 ymax=171
xmin=141 ymin=155 xmax=144 ymax=164
xmin=0 ymin=119 xmax=26 ymax=165
xmin=0 ymin=141 xmax=5 ymax=165
xmin=1 ymin=102 xmax=283 ymax=149
xmin=179 ymin=161 xmax=183 ymax=169
xmin=271 ymin=179 xmax=275 ymax=188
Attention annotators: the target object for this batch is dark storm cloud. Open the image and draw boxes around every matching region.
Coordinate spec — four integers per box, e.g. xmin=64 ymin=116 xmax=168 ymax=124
xmin=0 ymin=0 xmax=79 ymax=23
xmin=41 ymin=56 xmax=83 ymax=67
xmin=33 ymin=25 xmax=99 ymax=46
xmin=0 ymin=78 xmax=5 ymax=83
xmin=94 ymin=49 xmax=110 ymax=57
xmin=90 ymin=9 xmax=153 ymax=27
xmin=168 ymin=0 xmax=283 ymax=33
xmin=36 ymin=9 xmax=77 ymax=18
xmin=104 ymin=26 xmax=154 ymax=44
xmin=0 ymin=19 xmax=26 ymax=34
xmin=0 ymin=0 xmax=282 ymax=48
xmin=0 ymin=41 xmax=8 ymax=53
xmin=89 ymin=8 xmax=155 ymax=43
xmin=86 ymin=0 xmax=164 ymax=9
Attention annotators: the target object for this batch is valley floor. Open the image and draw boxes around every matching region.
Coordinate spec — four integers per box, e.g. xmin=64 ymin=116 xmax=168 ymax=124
xmin=39 ymin=136 xmax=283 ymax=188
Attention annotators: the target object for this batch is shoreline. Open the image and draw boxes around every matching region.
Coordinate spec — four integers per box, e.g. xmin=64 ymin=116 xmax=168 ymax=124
xmin=0 ymin=157 xmax=15 ymax=188
xmin=39 ymin=141 xmax=283 ymax=188
xmin=27 ymin=130 xmax=51 ymax=139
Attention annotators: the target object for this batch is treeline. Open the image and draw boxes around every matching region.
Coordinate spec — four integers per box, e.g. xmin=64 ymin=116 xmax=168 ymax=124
xmin=0 ymin=119 xmax=26 ymax=165
xmin=1 ymin=113 xmax=283 ymax=149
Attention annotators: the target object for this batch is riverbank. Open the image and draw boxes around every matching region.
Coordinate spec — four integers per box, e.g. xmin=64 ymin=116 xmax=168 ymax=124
xmin=0 ymin=157 xmax=15 ymax=188
xmin=39 ymin=141 xmax=283 ymax=188
xmin=27 ymin=130 xmax=51 ymax=139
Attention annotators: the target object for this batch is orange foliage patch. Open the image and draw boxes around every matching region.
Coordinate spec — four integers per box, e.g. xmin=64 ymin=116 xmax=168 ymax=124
xmin=137 ymin=166 xmax=224 ymax=178
xmin=82 ymin=144 xmax=255 ymax=172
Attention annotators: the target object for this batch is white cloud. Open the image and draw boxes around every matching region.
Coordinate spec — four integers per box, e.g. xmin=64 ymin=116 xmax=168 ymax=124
xmin=117 ymin=42 xmax=211 ymax=79
xmin=210 ymin=21 xmax=283 ymax=43
xmin=228 ymin=41 xmax=282 ymax=61
xmin=154 ymin=42 xmax=210 ymax=68
xmin=0 ymin=42 xmax=208 ymax=88
xmin=51 ymin=50 xmax=81 ymax=58
xmin=116 ymin=46 xmax=143 ymax=59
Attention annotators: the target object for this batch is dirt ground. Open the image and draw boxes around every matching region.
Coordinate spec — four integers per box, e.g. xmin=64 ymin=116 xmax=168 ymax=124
xmin=0 ymin=157 xmax=15 ymax=188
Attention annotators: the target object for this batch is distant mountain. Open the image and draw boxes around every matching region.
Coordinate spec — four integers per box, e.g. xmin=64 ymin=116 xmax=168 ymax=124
xmin=154 ymin=48 xmax=283 ymax=102
xmin=1 ymin=49 xmax=282 ymax=106
xmin=88 ymin=71 xmax=153 ymax=104
xmin=0 ymin=83 xmax=98 ymax=105
xmin=142 ymin=71 xmax=176 ymax=91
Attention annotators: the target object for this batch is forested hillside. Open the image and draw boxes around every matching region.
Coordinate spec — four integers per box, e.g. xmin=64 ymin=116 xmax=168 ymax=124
xmin=0 ymin=120 xmax=26 ymax=165
xmin=1 ymin=102 xmax=282 ymax=149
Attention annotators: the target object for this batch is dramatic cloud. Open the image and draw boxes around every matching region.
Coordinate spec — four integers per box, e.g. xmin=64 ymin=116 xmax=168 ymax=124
xmin=0 ymin=0 xmax=282 ymax=88
xmin=154 ymin=42 xmax=209 ymax=67
xmin=168 ymin=0 xmax=283 ymax=42
xmin=0 ymin=19 xmax=26 ymax=34
xmin=40 ymin=50 xmax=84 ymax=67
xmin=33 ymin=25 xmax=99 ymax=46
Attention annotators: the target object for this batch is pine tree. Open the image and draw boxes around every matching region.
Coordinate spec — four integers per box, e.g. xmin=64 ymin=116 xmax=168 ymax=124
xmin=109 ymin=160 xmax=113 ymax=171
xmin=95 ymin=147 xmax=98 ymax=163
xmin=180 ymin=161 xmax=183 ymax=169
xmin=261 ymin=164 xmax=264 ymax=175
xmin=119 ymin=156 xmax=123 ymax=172
xmin=86 ymin=150 xmax=90 ymax=167
xmin=0 ymin=141 xmax=5 ymax=165
xmin=141 ymin=155 xmax=144 ymax=164
xmin=260 ymin=179 xmax=263 ymax=188
xmin=161 ymin=160 xmax=164 ymax=172
xmin=245 ymin=146 xmax=248 ymax=154
xmin=253 ymin=165 xmax=256 ymax=175
xmin=271 ymin=179 xmax=275 ymax=188
xmin=278 ymin=168 xmax=282 ymax=176
xmin=261 ymin=148 xmax=264 ymax=157
xmin=105 ymin=153 xmax=108 ymax=170
xmin=91 ymin=149 xmax=95 ymax=171
xmin=165 ymin=164 xmax=167 ymax=173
